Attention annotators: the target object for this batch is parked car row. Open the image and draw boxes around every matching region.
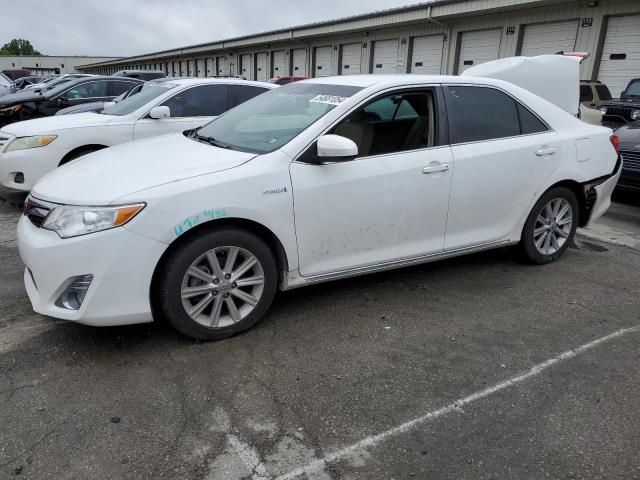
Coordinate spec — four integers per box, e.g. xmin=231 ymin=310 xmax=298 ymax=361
xmin=1 ymin=55 xmax=622 ymax=341
xmin=0 ymin=77 xmax=276 ymax=189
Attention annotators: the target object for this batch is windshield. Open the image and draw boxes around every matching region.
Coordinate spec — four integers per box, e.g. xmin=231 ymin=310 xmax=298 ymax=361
xmin=195 ymin=83 xmax=363 ymax=153
xmin=595 ymin=84 xmax=612 ymax=101
xmin=101 ymin=83 xmax=176 ymax=116
xmin=624 ymin=80 xmax=640 ymax=97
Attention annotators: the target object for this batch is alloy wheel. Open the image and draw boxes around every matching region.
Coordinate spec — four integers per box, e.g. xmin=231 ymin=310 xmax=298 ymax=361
xmin=180 ymin=246 xmax=265 ymax=328
xmin=533 ymin=198 xmax=573 ymax=255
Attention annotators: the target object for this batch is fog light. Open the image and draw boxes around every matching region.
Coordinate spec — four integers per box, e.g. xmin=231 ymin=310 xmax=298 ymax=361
xmin=631 ymin=110 xmax=640 ymax=121
xmin=56 ymin=275 xmax=94 ymax=310
xmin=14 ymin=172 xmax=24 ymax=184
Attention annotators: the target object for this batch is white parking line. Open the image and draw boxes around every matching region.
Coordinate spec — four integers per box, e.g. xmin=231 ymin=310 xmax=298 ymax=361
xmin=275 ymin=326 xmax=640 ymax=480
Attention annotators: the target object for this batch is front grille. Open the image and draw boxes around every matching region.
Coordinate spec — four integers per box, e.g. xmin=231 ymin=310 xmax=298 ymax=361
xmin=23 ymin=196 xmax=57 ymax=228
xmin=620 ymin=150 xmax=640 ymax=171
xmin=605 ymin=106 xmax=634 ymax=121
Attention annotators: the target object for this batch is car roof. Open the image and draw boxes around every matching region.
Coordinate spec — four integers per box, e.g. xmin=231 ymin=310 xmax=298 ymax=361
xmin=302 ymin=74 xmax=512 ymax=89
xmin=160 ymin=77 xmax=277 ymax=88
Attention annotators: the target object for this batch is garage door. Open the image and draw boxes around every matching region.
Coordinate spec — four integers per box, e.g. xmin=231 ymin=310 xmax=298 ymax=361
xmin=372 ymin=39 xmax=399 ymax=74
xmin=206 ymin=58 xmax=214 ymax=77
xmin=180 ymin=60 xmax=188 ymax=76
xmin=598 ymin=15 xmax=640 ymax=98
xmin=272 ymin=50 xmax=286 ymax=77
xmin=520 ymin=20 xmax=579 ymax=56
xmin=216 ymin=56 xmax=229 ymax=76
xmin=340 ymin=43 xmax=362 ymax=75
xmin=314 ymin=46 xmax=333 ymax=77
xmin=457 ymin=29 xmax=502 ymax=74
xmin=240 ymin=54 xmax=252 ymax=79
xmin=410 ymin=35 xmax=444 ymax=74
xmin=256 ymin=53 xmax=268 ymax=81
xmin=292 ymin=49 xmax=307 ymax=76
xmin=187 ymin=60 xmax=195 ymax=77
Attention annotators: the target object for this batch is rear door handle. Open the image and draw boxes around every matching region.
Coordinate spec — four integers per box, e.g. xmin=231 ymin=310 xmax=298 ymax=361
xmin=422 ymin=163 xmax=450 ymax=174
xmin=536 ymin=147 xmax=557 ymax=157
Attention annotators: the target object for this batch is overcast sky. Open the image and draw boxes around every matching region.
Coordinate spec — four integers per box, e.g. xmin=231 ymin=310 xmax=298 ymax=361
xmin=2 ymin=0 xmax=422 ymax=58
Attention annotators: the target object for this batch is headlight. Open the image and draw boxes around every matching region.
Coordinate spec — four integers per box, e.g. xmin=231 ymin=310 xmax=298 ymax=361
xmin=631 ymin=110 xmax=640 ymax=121
xmin=598 ymin=106 xmax=608 ymax=114
xmin=0 ymin=104 xmax=22 ymax=115
xmin=42 ymin=203 xmax=145 ymax=238
xmin=6 ymin=135 xmax=57 ymax=153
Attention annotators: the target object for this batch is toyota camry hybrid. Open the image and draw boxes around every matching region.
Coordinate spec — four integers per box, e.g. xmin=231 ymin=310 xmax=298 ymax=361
xmin=17 ymin=56 xmax=621 ymax=340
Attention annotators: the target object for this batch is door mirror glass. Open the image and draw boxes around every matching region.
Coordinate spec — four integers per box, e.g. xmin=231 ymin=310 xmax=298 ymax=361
xmin=149 ymin=106 xmax=170 ymax=119
xmin=317 ymin=134 xmax=358 ymax=160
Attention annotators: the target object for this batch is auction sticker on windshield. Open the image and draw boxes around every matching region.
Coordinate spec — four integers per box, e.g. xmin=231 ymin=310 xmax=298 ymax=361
xmin=309 ymin=95 xmax=349 ymax=105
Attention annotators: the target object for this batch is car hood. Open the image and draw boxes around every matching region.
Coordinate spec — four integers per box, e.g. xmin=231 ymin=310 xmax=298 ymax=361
xmin=31 ymin=133 xmax=258 ymax=205
xmin=1 ymin=112 xmax=118 ymax=136
xmin=0 ymin=90 xmax=43 ymax=107
xmin=603 ymin=98 xmax=640 ymax=107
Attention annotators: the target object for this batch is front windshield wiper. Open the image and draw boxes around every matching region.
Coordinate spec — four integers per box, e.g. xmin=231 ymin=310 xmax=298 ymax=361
xmin=191 ymin=131 xmax=232 ymax=149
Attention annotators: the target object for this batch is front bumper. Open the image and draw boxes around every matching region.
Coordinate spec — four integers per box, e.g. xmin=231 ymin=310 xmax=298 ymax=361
xmin=17 ymin=214 xmax=168 ymax=326
xmin=0 ymin=142 xmax=66 ymax=192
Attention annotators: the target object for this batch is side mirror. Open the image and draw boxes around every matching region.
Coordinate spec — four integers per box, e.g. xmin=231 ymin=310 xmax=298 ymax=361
xmin=149 ymin=106 xmax=170 ymax=119
xmin=316 ymin=134 xmax=358 ymax=161
xmin=56 ymin=97 xmax=68 ymax=106
xmin=103 ymin=101 xmax=115 ymax=109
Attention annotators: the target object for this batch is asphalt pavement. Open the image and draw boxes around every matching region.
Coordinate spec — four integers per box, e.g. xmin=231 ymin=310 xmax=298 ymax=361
xmin=1 ymin=187 xmax=639 ymax=480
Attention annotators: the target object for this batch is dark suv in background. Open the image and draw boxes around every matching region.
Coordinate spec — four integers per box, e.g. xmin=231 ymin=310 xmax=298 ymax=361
xmin=600 ymin=78 xmax=640 ymax=128
xmin=0 ymin=76 xmax=142 ymax=126
xmin=112 ymin=70 xmax=167 ymax=81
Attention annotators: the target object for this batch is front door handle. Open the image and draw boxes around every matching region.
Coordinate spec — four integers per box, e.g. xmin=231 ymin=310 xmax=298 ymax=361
xmin=422 ymin=163 xmax=450 ymax=174
xmin=536 ymin=147 xmax=557 ymax=157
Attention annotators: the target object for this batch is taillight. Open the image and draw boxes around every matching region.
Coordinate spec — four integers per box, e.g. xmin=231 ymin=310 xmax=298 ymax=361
xmin=610 ymin=135 xmax=620 ymax=155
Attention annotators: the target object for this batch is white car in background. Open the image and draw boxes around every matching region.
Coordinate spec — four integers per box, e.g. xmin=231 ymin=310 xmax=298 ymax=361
xmin=18 ymin=56 xmax=621 ymax=341
xmin=0 ymin=73 xmax=13 ymax=97
xmin=0 ymin=78 xmax=276 ymax=190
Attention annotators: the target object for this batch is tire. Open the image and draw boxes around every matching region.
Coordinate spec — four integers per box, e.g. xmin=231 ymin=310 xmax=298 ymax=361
xmin=520 ymin=187 xmax=579 ymax=265
xmin=59 ymin=147 xmax=104 ymax=166
xmin=156 ymin=228 xmax=278 ymax=341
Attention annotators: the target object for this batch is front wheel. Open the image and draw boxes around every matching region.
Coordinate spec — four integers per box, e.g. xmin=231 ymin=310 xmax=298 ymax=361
xmin=156 ymin=228 xmax=278 ymax=340
xmin=520 ymin=187 xmax=578 ymax=264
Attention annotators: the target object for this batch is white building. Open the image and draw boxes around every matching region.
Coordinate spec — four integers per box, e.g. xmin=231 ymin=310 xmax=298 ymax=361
xmin=77 ymin=0 xmax=640 ymax=97
xmin=1 ymin=55 xmax=120 ymax=75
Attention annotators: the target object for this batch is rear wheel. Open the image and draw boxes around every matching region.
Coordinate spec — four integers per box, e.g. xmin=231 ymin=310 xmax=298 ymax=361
xmin=520 ymin=187 xmax=578 ymax=264
xmin=156 ymin=228 xmax=278 ymax=340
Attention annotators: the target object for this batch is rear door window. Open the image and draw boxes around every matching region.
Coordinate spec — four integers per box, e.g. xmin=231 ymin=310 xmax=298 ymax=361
xmin=110 ymin=80 xmax=138 ymax=97
xmin=161 ymin=84 xmax=228 ymax=117
xmin=228 ymin=85 xmax=269 ymax=108
xmin=446 ymin=86 xmax=546 ymax=143
xmin=63 ymin=80 xmax=109 ymax=99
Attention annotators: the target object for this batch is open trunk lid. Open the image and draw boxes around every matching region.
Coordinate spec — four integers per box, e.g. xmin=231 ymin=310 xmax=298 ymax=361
xmin=461 ymin=54 xmax=586 ymax=116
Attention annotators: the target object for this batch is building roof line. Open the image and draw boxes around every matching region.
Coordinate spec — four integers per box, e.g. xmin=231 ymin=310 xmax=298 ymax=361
xmin=77 ymin=0 xmax=470 ymax=68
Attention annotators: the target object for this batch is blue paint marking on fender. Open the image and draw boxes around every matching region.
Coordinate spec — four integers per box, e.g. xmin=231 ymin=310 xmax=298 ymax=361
xmin=174 ymin=210 xmax=228 ymax=237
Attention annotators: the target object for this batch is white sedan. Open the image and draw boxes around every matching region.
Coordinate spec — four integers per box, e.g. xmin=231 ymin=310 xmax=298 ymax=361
xmin=0 ymin=78 xmax=276 ymax=191
xmin=17 ymin=59 xmax=621 ymax=340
